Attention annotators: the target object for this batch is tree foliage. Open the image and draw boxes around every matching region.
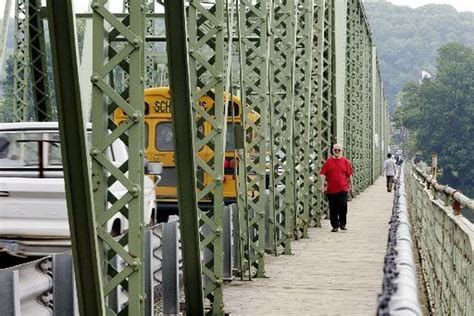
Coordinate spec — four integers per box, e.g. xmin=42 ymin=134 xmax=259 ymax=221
xmin=363 ymin=2 xmax=474 ymax=112
xmin=394 ymin=43 xmax=474 ymax=197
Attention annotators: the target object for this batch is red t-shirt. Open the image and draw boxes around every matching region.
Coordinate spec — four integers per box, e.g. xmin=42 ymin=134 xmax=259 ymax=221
xmin=320 ymin=157 xmax=353 ymax=194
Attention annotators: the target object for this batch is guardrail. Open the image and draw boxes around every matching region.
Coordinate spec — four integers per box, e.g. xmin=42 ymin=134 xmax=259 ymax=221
xmin=406 ymin=163 xmax=474 ymax=315
xmin=377 ymin=166 xmax=422 ymax=315
xmin=0 ymin=204 xmax=237 ymax=315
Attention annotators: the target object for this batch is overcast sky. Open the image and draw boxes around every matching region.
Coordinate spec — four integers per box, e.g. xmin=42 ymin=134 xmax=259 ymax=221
xmin=388 ymin=0 xmax=474 ymax=12
xmin=71 ymin=1 xmax=474 ymax=13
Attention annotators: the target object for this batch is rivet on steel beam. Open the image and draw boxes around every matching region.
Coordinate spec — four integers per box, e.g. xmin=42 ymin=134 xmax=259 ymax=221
xmin=131 ymin=260 xmax=140 ymax=270
xmin=91 ymin=74 xmax=100 ymax=83
xmin=90 ymin=148 xmax=99 ymax=156
xmin=131 ymin=186 xmax=140 ymax=196
xmin=132 ymin=38 xmax=142 ymax=47
xmin=91 ymin=3 xmax=100 ymax=10
xmin=132 ymin=111 xmax=141 ymax=122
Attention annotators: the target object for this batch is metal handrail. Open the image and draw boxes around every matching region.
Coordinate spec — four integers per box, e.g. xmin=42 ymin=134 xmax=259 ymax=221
xmin=412 ymin=164 xmax=474 ymax=214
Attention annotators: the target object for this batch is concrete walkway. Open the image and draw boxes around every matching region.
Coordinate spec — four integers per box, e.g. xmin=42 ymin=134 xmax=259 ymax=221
xmin=223 ymin=178 xmax=394 ymax=315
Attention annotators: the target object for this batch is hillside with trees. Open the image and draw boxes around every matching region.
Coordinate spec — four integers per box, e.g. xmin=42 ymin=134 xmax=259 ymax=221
xmin=394 ymin=42 xmax=474 ymax=199
xmin=363 ymin=1 xmax=474 ymax=112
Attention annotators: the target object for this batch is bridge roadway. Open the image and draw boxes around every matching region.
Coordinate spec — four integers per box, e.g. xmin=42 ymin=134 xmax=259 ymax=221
xmin=224 ymin=177 xmax=394 ymax=315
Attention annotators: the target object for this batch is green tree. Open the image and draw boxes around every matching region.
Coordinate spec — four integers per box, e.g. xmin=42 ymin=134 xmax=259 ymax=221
xmin=395 ymin=42 xmax=474 ymax=197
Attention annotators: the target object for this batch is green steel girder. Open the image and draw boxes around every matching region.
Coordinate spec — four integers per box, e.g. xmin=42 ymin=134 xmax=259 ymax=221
xmin=163 ymin=1 xmax=204 ymax=314
xmin=340 ymin=0 xmax=385 ymax=194
xmin=13 ymin=0 xmax=30 ymax=121
xmin=0 ymin=0 xmax=13 ymax=73
xmin=308 ymin=0 xmax=328 ymax=227
xmin=344 ymin=0 xmax=356 ymax=192
xmin=91 ymin=0 xmax=146 ymax=314
xmin=345 ymin=0 xmax=373 ymax=194
xmin=46 ymin=0 xmax=105 ymax=314
xmin=268 ymin=0 xmax=297 ymax=256
xmin=28 ymin=0 xmax=51 ymax=121
xmin=145 ymin=1 xmax=155 ymax=87
xmin=372 ymin=46 xmax=383 ymax=181
xmin=293 ymin=0 xmax=314 ymax=239
xmin=363 ymin=26 xmax=373 ymax=189
xmin=319 ymin=0 xmax=334 ymax=219
xmin=13 ymin=0 xmax=51 ymax=122
xmin=187 ymin=0 xmax=226 ymax=312
xmin=237 ymin=0 xmax=269 ymax=278
xmin=144 ymin=2 xmax=167 ymax=87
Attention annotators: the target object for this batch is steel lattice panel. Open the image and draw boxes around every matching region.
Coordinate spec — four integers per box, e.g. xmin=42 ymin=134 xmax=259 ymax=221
xmin=91 ymin=1 xmax=146 ymax=314
xmin=308 ymin=0 xmax=332 ymax=227
xmin=268 ymin=0 xmax=297 ymax=255
xmin=293 ymin=0 xmax=314 ymax=239
xmin=13 ymin=0 xmax=30 ymax=121
xmin=237 ymin=0 xmax=269 ymax=278
xmin=187 ymin=1 xmax=225 ymax=313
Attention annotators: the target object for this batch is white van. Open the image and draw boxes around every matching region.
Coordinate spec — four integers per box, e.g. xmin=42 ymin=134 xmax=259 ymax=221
xmin=0 ymin=122 xmax=157 ymax=256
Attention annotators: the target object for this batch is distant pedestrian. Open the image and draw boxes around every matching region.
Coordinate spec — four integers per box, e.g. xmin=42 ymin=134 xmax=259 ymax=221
xmin=383 ymin=153 xmax=397 ymax=192
xmin=320 ymin=144 xmax=353 ymax=232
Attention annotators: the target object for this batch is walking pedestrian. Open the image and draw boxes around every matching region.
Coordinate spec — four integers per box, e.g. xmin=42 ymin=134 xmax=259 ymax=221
xmin=320 ymin=144 xmax=353 ymax=232
xmin=383 ymin=153 xmax=397 ymax=192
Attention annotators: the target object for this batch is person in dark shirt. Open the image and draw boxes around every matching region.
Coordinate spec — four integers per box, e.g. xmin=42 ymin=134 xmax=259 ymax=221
xmin=320 ymin=144 xmax=354 ymax=232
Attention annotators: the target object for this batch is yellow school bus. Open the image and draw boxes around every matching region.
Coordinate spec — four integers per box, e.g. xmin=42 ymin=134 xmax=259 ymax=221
xmin=114 ymin=87 xmax=254 ymax=217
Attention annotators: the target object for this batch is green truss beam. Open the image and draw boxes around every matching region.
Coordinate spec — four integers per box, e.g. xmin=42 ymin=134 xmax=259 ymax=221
xmin=237 ymin=0 xmax=269 ymax=278
xmin=28 ymin=0 xmax=51 ymax=121
xmin=46 ymin=0 xmax=104 ymax=314
xmin=163 ymin=1 xmax=204 ymax=314
xmin=187 ymin=0 xmax=226 ymax=313
xmin=13 ymin=0 xmax=51 ymax=122
xmin=91 ymin=0 xmax=146 ymax=314
xmin=268 ymin=0 xmax=297 ymax=255
xmin=13 ymin=0 xmax=30 ymax=121
xmin=308 ymin=0 xmax=329 ymax=227
xmin=293 ymin=0 xmax=314 ymax=239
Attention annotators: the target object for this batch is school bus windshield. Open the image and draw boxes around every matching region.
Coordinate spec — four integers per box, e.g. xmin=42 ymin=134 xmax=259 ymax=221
xmin=154 ymin=121 xmax=237 ymax=152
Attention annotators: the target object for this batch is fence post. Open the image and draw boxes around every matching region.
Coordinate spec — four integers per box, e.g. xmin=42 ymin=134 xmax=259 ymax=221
xmin=53 ymin=253 xmax=76 ymax=315
xmin=223 ymin=204 xmax=235 ymax=280
xmin=144 ymin=228 xmax=154 ymax=316
xmin=0 ymin=269 xmax=20 ymax=315
xmin=431 ymin=153 xmax=438 ymax=179
xmin=162 ymin=221 xmax=179 ymax=315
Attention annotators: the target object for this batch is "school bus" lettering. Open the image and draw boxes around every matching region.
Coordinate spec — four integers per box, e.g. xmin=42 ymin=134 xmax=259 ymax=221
xmin=154 ymin=100 xmax=171 ymax=113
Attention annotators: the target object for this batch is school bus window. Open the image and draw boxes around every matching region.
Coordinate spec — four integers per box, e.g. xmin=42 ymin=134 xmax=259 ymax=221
xmin=144 ymin=102 xmax=150 ymax=116
xmin=155 ymin=122 xmax=174 ymax=151
xmin=145 ymin=122 xmax=149 ymax=149
xmin=227 ymin=101 xmax=240 ymax=117
xmin=226 ymin=123 xmax=237 ymax=151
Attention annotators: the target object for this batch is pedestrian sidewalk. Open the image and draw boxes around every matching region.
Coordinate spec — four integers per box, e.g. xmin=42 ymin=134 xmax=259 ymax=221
xmin=223 ymin=177 xmax=394 ymax=315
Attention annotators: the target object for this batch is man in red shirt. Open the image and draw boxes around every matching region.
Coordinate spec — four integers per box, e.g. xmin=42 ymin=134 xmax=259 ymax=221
xmin=320 ymin=144 xmax=353 ymax=232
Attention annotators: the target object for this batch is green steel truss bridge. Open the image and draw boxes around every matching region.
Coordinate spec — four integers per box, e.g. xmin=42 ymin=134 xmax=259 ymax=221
xmin=0 ymin=0 xmax=472 ymax=315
